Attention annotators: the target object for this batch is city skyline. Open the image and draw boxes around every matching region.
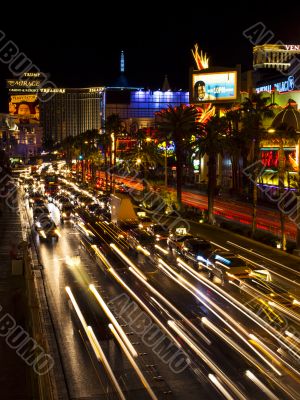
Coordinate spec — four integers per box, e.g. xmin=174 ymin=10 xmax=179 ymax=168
xmin=0 ymin=8 xmax=299 ymax=111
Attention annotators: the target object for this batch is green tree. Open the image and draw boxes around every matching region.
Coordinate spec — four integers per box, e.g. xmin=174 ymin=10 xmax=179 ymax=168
xmin=105 ymin=114 xmax=125 ymax=191
xmin=240 ymin=93 xmax=275 ymax=236
xmin=270 ymin=123 xmax=298 ymax=251
xmin=123 ymin=138 xmax=163 ymax=188
xmin=156 ymin=104 xmax=199 ymax=210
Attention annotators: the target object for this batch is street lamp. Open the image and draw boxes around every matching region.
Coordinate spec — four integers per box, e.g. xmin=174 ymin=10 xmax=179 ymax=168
xmin=268 ymin=127 xmax=286 ymax=251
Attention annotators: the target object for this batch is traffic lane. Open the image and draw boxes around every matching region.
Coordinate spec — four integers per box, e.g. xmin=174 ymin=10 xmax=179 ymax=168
xmin=78 ymin=206 xmax=300 ymax=372
xmin=151 ymin=249 xmax=300 ymax=373
xmin=38 ymin=220 xmax=166 ymax=399
xmin=159 ymin=215 xmax=300 ymax=293
xmin=43 ymin=216 xmax=218 ymax=400
xmin=37 ymin=224 xmax=118 ymax=399
xmin=85 ymin=216 xmax=296 ymax=382
xmin=73 ymin=222 xmax=252 ymax=399
xmin=74 ymin=212 xmax=298 ymax=394
xmin=113 ymin=255 xmax=293 ymax=399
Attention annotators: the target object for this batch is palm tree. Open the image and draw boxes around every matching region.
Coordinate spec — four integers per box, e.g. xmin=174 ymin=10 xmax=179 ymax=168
xmin=225 ymin=108 xmax=243 ymax=194
xmin=270 ymin=123 xmax=298 ymax=250
xmin=123 ymin=139 xmax=163 ymax=189
xmin=105 ymin=114 xmax=125 ymax=191
xmin=240 ymin=93 xmax=276 ymax=237
xmin=195 ymin=115 xmax=229 ymax=224
xmin=98 ymin=131 xmax=111 ymax=191
xmin=156 ymin=104 xmax=199 ymax=211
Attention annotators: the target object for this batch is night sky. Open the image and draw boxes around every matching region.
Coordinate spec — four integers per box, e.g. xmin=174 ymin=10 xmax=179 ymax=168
xmin=0 ymin=5 xmax=299 ymax=112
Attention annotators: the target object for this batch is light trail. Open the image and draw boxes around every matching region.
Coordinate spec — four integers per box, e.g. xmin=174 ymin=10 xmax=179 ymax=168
xmin=175 ymin=257 xmax=300 ymax=371
xmin=108 ymin=267 xmax=182 ymax=349
xmin=154 ymin=244 xmax=169 ymax=255
xmin=65 ymin=287 xmax=126 ymax=400
xmin=87 ymin=327 xmax=127 ymax=400
xmin=168 ymin=321 xmax=247 ymax=400
xmin=208 ymin=374 xmax=235 ymax=400
xmin=89 ymin=284 xmax=138 ymax=358
xmin=245 ymin=370 xmax=280 ymax=400
xmin=110 ymin=243 xmax=148 ymax=281
xmin=128 ymin=266 xmax=211 ymax=345
xmin=227 ymin=241 xmax=300 ymax=284
xmin=157 ymin=258 xmax=286 ymax=375
xmin=109 ymin=324 xmax=158 ymax=400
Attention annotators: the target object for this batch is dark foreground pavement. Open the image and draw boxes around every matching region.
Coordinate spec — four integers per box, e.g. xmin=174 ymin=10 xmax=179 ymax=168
xmin=0 ymin=199 xmax=32 ymax=399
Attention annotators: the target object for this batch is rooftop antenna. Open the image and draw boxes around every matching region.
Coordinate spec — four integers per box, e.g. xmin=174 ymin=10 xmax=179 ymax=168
xmin=120 ymin=50 xmax=125 ymax=73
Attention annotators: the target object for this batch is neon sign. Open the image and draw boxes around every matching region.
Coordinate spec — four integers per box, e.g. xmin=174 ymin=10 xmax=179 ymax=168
xmin=284 ymin=45 xmax=300 ymax=51
xmin=256 ymin=76 xmax=295 ymax=93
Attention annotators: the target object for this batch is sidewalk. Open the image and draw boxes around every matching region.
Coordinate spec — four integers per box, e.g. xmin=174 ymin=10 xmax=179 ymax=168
xmin=0 ymin=200 xmax=31 ymax=399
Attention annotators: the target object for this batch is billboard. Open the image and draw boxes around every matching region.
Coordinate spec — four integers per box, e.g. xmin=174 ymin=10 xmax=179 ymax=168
xmin=9 ymin=94 xmax=39 ymax=124
xmin=192 ymin=71 xmax=238 ymax=102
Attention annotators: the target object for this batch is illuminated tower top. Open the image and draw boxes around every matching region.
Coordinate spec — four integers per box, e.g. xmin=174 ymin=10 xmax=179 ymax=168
xmin=120 ymin=50 xmax=125 ymax=73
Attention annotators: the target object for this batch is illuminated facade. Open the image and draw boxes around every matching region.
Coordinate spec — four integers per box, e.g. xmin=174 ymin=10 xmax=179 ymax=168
xmin=41 ymin=88 xmax=104 ymax=144
xmin=7 ymin=75 xmax=104 ymax=145
xmin=253 ymin=44 xmax=300 ymax=71
xmin=0 ymin=113 xmax=42 ymax=158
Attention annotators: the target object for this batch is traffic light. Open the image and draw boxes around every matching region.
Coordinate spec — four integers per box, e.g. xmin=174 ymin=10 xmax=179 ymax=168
xmin=79 ymin=154 xmax=84 ymax=160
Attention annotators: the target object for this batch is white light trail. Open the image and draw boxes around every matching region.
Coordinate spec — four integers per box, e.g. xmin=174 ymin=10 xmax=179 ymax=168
xmin=208 ymin=374 xmax=235 ymax=400
xmin=168 ymin=321 xmax=247 ymax=400
xmin=65 ymin=287 xmax=126 ymax=400
xmin=245 ymin=370 xmax=280 ymax=400
xmin=154 ymin=244 xmax=169 ymax=255
xmin=109 ymin=324 xmax=158 ymax=400
xmin=128 ymin=266 xmax=211 ymax=345
xmin=110 ymin=243 xmax=148 ymax=281
xmin=89 ymin=284 xmax=138 ymax=358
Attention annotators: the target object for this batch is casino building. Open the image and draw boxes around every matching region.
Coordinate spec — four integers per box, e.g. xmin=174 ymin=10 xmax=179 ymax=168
xmin=6 ymin=59 xmax=189 ymax=148
xmin=250 ymin=44 xmax=300 ymax=195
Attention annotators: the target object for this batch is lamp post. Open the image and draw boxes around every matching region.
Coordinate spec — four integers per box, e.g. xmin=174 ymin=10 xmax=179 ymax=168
xmin=268 ymin=128 xmax=286 ymax=251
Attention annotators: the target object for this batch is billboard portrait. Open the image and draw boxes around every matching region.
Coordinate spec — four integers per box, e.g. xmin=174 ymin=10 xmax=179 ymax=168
xmin=9 ymin=94 xmax=40 ymax=124
xmin=192 ymin=71 xmax=238 ymax=102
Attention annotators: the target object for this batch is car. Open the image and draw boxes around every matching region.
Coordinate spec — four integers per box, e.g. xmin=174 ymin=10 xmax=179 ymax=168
xmin=61 ymin=204 xmax=73 ymax=221
xmin=77 ymin=195 xmax=94 ymax=208
xmin=87 ymin=203 xmax=103 ymax=216
xmin=28 ymin=192 xmax=45 ymax=207
xmin=127 ymin=228 xmax=155 ymax=250
xmin=167 ymin=227 xmax=193 ymax=253
xmin=206 ymin=251 xmax=252 ymax=285
xmin=35 ymin=217 xmax=60 ymax=241
xmin=147 ymin=224 xmax=169 ymax=241
xmin=33 ymin=205 xmax=50 ymax=220
xmin=136 ymin=211 xmax=153 ymax=229
xmin=180 ymin=238 xmax=213 ymax=269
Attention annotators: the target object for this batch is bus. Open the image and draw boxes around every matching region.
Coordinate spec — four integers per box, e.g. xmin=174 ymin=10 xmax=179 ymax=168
xmin=44 ymin=174 xmax=59 ymax=199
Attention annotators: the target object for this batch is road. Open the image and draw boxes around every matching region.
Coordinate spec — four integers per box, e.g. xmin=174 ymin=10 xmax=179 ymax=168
xmin=21 ymin=172 xmax=300 ymax=400
xmin=26 ymin=201 xmax=220 ymax=400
